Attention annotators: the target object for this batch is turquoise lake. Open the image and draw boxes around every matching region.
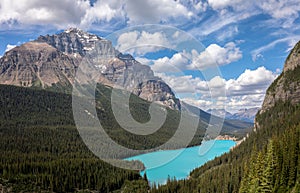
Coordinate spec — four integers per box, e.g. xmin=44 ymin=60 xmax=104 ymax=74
xmin=125 ymin=140 xmax=236 ymax=185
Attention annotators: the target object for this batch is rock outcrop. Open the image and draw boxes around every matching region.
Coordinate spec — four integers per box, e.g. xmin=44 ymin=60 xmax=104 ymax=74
xmin=0 ymin=28 xmax=180 ymax=110
xmin=133 ymin=80 xmax=180 ymax=109
xmin=260 ymin=41 xmax=300 ymax=113
xmin=37 ymin=28 xmax=118 ymax=57
xmin=0 ymin=42 xmax=77 ymax=88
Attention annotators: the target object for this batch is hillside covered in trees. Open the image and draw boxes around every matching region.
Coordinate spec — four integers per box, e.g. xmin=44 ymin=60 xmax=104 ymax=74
xmin=150 ymin=41 xmax=300 ymax=193
xmin=0 ymin=84 xmax=149 ymax=192
xmin=1 ymin=57 xmax=300 ymax=192
xmin=151 ymin=101 xmax=300 ymax=193
xmin=1 ymin=33 xmax=299 ymax=193
xmin=0 ymin=75 xmax=251 ymax=192
xmin=0 ymin=81 xmax=212 ymax=192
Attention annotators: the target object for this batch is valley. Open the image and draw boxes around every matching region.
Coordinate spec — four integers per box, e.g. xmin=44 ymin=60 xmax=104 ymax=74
xmin=0 ymin=27 xmax=299 ymax=193
xmin=0 ymin=29 xmax=252 ymax=192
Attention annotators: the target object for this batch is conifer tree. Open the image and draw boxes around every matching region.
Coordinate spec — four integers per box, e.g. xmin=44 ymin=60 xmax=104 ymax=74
xmin=261 ymin=140 xmax=276 ymax=193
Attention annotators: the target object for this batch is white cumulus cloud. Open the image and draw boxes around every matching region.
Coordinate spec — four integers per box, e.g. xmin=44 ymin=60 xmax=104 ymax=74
xmin=258 ymin=0 xmax=300 ymax=20
xmin=156 ymin=66 xmax=278 ymax=112
xmin=190 ymin=42 xmax=242 ymax=70
xmin=0 ymin=0 xmax=196 ymax=29
xmin=116 ymin=31 xmax=171 ymax=55
xmin=80 ymin=1 xmax=125 ymax=28
xmin=226 ymin=66 xmax=278 ymax=96
xmin=125 ymin=0 xmax=193 ymax=24
xmin=151 ymin=52 xmax=189 ymax=73
xmin=0 ymin=0 xmax=90 ymax=27
xmin=147 ymin=42 xmax=242 ymax=73
xmin=207 ymin=0 xmax=243 ymax=10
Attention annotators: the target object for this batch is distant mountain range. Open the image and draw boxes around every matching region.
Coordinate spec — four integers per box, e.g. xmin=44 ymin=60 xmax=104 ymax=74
xmin=206 ymin=107 xmax=260 ymax=123
xmin=181 ymin=102 xmax=253 ymax=136
xmin=206 ymin=109 xmax=234 ymax=119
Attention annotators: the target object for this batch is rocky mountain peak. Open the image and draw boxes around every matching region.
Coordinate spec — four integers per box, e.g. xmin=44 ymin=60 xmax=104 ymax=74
xmin=64 ymin=27 xmax=90 ymax=34
xmin=36 ymin=27 xmax=115 ymax=57
xmin=284 ymin=41 xmax=300 ymax=73
xmin=63 ymin=27 xmax=103 ymax=44
xmin=0 ymin=28 xmax=181 ymax=110
xmin=259 ymin=40 xmax=300 ymax=115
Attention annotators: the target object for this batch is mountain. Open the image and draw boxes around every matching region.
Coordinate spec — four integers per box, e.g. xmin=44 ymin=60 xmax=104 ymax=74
xmin=260 ymin=41 xmax=300 ymax=114
xmin=0 ymin=28 xmax=253 ymax=136
xmin=152 ymin=41 xmax=300 ymax=192
xmin=207 ymin=108 xmax=259 ymax=123
xmin=0 ymin=28 xmax=180 ymax=110
xmin=206 ymin=109 xmax=233 ymax=118
xmin=0 ymin=29 xmax=257 ymax=192
xmin=181 ymin=102 xmax=253 ymax=138
xmin=229 ymin=107 xmax=260 ymax=123
xmin=0 ymin=41 xmax=77 ymax=88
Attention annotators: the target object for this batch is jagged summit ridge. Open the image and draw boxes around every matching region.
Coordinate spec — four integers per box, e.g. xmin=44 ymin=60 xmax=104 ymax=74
xmin=64 ymin=27 xmax=90 ymax=34
xmin=36 ymin=28 xmax=116 ymax=57
xmin=0 ymin=28 xmax=181 ymax=110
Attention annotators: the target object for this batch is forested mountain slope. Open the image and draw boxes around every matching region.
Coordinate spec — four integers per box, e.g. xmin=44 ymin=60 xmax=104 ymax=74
xmin=0 ymin=28 xmax=259 ymax=192
xmin=0 ymin=82 xmax=209 ymax=192
xmin=0 ymin=84 xmax=147 ymax=192
xmin=151 ymin=41 xmax=300 ymax=193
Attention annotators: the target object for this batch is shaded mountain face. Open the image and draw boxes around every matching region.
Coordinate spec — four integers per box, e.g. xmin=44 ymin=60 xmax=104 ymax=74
xmin=0 ymin=28 xmax=180 ymax=110
xmin=261 ymin=41 xmax=300 ymax=113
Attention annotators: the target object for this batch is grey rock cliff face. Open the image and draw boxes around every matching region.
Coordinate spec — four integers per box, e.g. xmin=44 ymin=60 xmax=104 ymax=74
xmin=0 ymin=28 xmax=180 ymax=109
xmin=284 ymin=42 xmax=300 ymax=73
xmin=37 ymin=28 xmax=117 ymax=57
xmin=100 ymin=53 xmax=156 ymax=89
xmin=133 ymin=80 xmax=180 ymax=109
xmin=260 ymin=41 xmax=300 ymax=113
xmin=255 ymin=41 xmax=300 ymax=130
xmin=0 ymin=42 xmax=77 ymax=88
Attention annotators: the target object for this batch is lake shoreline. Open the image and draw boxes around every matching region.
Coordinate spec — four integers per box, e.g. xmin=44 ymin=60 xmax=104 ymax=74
xmin=215 ymin=135 xmax=238 ymax=141
xmin=124 ymin=139 xmax=234 ymax=160
xmin=125 ymin=140 xmax=236 ymax=185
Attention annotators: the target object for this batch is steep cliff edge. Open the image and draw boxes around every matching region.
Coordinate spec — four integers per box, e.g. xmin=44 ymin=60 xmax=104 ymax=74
xmin=261 ymin=41 xmax=300 ymax=113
